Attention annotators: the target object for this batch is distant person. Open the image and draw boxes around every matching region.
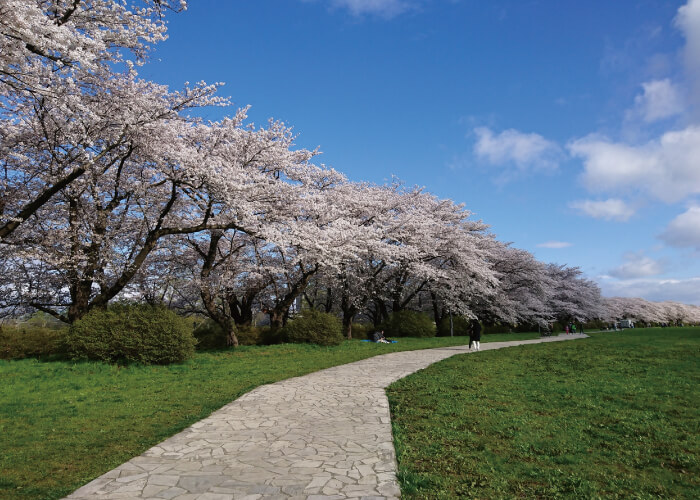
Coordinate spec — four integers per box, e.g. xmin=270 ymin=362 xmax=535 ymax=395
xmin=372 ymin=330 xmax=390 ymax=343
xmin=571 ymin=323 xmax=577 ymax=334
xmin=469 ymin=320 xmax=482 ymax=351
xmin=565 ymin=324 xmax=569 ymax=335
xmin=579 ymin=324 xmax=584 ymax=334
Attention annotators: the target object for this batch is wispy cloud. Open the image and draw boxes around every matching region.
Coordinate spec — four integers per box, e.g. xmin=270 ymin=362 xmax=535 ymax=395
xmin=473 ymin=127 xmax=563 ymax=172
xmin=569 ymin=198 xmax=635 ymax=221
xmin=536 ymin=241 xmax=572 ymax=249
xmin=302 ymin=0 xmax=414 ymax=18
xmin=609 ymin=252 xmax=666 ymax=279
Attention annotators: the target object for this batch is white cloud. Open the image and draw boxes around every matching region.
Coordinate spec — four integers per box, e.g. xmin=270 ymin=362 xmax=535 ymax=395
xmin=569 ymin=1 xmax=700 ymax=205
xmin=676 ymin=0 xmax=700 ymax=108
xmin=569 ymin=125 xmax=700 ymax=203
xmin=609 ymin=252 xmax=665 ymax=279
xmin=473 ymin=127 xmax=562 ymax=172
xmin=536 ymin=241 xmax=572 ymax=249
xmin=598 ymin=276 xmax=700 ymax=305
xmin=569 ymin=198 xmax=635 ymax=221
xmin=304 ymin=0 xmax=413 ymax=18
xmin=660 ymin=205 xmax=700 ymax=250
xmin=632 ymin=79 xmax=684 ymax=123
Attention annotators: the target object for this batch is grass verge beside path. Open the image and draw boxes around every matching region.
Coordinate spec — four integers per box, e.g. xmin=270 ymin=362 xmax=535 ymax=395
xmin=387 ymin=328 xmax=700 ymax=499
xmin=0 ymin=332 xmax=535 ymax=500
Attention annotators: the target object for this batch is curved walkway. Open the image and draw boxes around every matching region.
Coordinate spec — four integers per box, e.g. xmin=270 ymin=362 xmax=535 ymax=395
xmin=66 ymin=333 xmax=588 ymax=500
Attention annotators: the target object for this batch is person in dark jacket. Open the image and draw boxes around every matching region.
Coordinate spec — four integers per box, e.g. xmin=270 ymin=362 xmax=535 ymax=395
xmin=469 ymin=320 xmax=482 ymax=351
xmin=372 ymin=330 xmax=390 ymax=343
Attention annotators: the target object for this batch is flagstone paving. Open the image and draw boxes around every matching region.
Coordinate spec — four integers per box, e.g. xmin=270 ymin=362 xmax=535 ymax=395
xmin=66 ymin=333 xmax=588 ymax=500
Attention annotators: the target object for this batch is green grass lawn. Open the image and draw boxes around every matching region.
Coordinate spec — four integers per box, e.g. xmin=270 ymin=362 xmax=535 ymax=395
xmin=0 ymin=332 xmax=539 ymax=500
xmin=387 ymin=328 xmax=700 ymax=499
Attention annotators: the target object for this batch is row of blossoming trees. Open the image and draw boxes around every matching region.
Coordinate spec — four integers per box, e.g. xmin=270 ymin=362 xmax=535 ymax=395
xmin=603 ymin=297 xmax=700 ymax=327
xmin=1 ymin=1 xmax=698 ymax=346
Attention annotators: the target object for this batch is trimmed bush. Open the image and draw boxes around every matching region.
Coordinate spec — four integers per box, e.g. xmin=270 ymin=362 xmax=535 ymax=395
xmin=437 ymin=315 xmax=471 ymax=337
xmin=66 ymin=304 xmax=195 ymax=364
xmin=380 ymin=310 xmax=436 ymax=338
xmin=0 ymin=325 xmax=68 ymax=360
xmin=282 ymin=309 xmax=344 ymax=346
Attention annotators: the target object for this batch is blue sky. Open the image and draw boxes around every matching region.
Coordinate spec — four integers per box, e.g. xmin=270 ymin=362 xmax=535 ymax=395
xmin=143 ymin=0 xmax=700 ymax=305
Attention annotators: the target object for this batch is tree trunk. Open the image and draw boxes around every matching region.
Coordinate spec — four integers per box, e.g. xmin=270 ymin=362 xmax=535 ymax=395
xmin=225 ymin=321 xmax=239 ymax=347
xmin=68 ymin=282 xmax=94 ymax=323
xmin=431 ymin=292 xmax=443 ymax=330
xmin=324 ymin=286 xmax=334 ymax=313
xmin=339 ymin=280 xmax=361 ymax=340
xmin=269 ymin=309 xmax=285 ymax=330
xmin=342 ymin=310 xmax=355 ymax=339
xmin=375 ymin=299 xmax=389 ymax=325
xmin=269 ymin=263 xmax=319 ymax=329
xmin=230 ymin=292 xmax=256 ymax=327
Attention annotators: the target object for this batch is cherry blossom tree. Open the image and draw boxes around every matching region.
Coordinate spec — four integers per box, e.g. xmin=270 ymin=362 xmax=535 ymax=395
xmin=603 ymin=297 xmax=700 ymax=325
xmin=603 ymin=296 xmax=658 ymax=324
xmin=543 ymin=263 xmax=603 ymax=327
xmin=0 ymin=107 xmax=325 ymax=323
xmin=7 ymin=1 xmax=692 ymax=345
xmin=1 ymin=0 xmax=182 ymax=77
xmin=374 ymin=190 xmax=497 ymax=323
xmin=143 ymin=164 xmax=372 ymax=341
xmin=159 ymin=229 xmax=267 ymax=346
xmin=1 ymin=1 xmax=193 ymax=240
xmin=468 ymin=241 xmax=554 ymax=327
xmin=0 ymin=72 xmax=224 ymax=242
xmin=317 ymin=183 xmax=498 ymax=333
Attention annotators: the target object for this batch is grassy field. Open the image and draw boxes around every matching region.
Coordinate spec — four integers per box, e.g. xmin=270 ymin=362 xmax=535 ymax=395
xmin=0 ymin=332 xmax=540 ymax=500
xmin=387 ymin=328 xmax=700 ymax=499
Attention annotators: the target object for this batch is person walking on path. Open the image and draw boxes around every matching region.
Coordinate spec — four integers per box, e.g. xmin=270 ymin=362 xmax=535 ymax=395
xmin=469 ymin=319 xmax=482 ymax=351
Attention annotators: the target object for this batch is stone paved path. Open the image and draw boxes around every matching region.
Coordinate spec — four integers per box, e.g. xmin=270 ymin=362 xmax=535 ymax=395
xmin=66 ymin=334 xmax=588 ymax=500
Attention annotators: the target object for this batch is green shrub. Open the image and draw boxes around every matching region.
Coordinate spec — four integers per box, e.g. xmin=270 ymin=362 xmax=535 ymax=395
xmin=437 ymin=315 xmax=471 ymax=337
xmin=550 ymin=322 xmax=564 ymax=333
xmin=258 ymin=326 xmax=285 ymax=345
xmin=193 ymin=320 xmax=262 ymax=349
xmin=66 ymin=304 xmax=195 ymax=364
xmin=380 ymin=310 xmax=436 ymax=338
xmin=236 ymin=325 xmax=261 ymax=346
xmin=583 ymin=319 xmax=607 ymax=330
xmin=0 ymin=325 xmax=69 ymax=360
xmin=483 ymin=323 xmax=512 ymax=334
xmin=282 ymin=309 xmax=344 ymax=346
xmin=349 ymin=322 xmax=374 ymax=340
xmin=193 ymin=319 xmax=228 ymax=350
xmin=21 ymin=311 xmax=66 ymax=330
